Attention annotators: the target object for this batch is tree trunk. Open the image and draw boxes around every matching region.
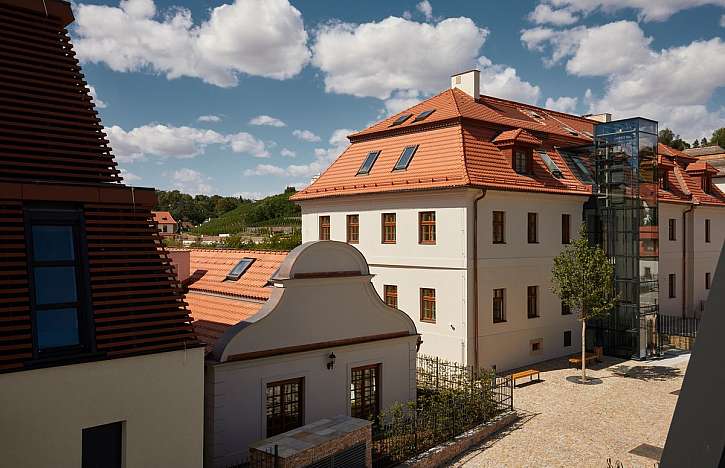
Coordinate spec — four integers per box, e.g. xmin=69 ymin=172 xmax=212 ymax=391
xmin=581 ymin=320 xmax=587 ymax=382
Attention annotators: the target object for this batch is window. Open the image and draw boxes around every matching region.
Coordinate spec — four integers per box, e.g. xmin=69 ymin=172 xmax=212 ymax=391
xmin=390 ymin=113 xmax=411 ymax=126
xmin=384 ymin=285 xmax=398 ymax=308
xmin=705 ymin=219 xmax=711 ymax=243
xmin=668 ymin=274 xmax=676 ymax=299
xmin=226 ymin=258 xmax=254 ymax=281
xmin=514 ymin=148 xmax=529 ymax=174
xmin=561 ymin=301 xmax=571 ymax=315
xmin=350 ymin=364 xmax=380 ymax=421
xmin=346 ymin=214 xmax=359 ymax=244
xmin=706 ymin=272 xmax=711 ymax=290
xmin=412 ymin=109 xmax=435 ymax=122
xmin=394 ymin=145 xmax=419 ymax=171
xmin=668 ymin=219 xmax=676 ymax=241
xmin=381 ymin=213 xmax=396 ymax=244
xmin=661 ymin=173 xmax=670 ymax=191
xmin=527 ymin=286 xmax=539 ymax=318
xmin=319 ymin=216 xmax=330 ymax=240
xmin=82 ymin=422 xmax=123 ymax=468
xmin=702 ymin=175 xmax=713 ymax=194
xmin=266 ymin=378 xmax=304 ymax=437
xmin=561 ymin=214 xmax=571 ymax=244
xmin=492 ymin=211 xmax=505 ymax=244
xmin=27 ymin=209 xmax=90 ymax=354
xmin=564 ymin=331 xmax=572 ymax=347
xmin=357 ymin=151 xmax=381 ymax=175
xmin=493 ymin=289 xmax=506 ymax=323
xmin=418 ymin=211 xmax=436 ymax=244
xmin=420 ymin=288 xmax=436 ymax=322
xmin=527 ymin=213 xmax=538 ymax=243
xmin=530 ymin=339 xmax=542 ymax=353
xmin=539 ymin=150 xmax=563 ymax=178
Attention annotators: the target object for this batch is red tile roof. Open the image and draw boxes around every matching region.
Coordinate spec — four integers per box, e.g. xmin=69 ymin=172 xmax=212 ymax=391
xmin=186 ymin=293 xmax=264 ymax=347
xmin=492 ymin=128 xmax=542 ymax=146
xmin=152 ymin=211 xmax=177 ymax=224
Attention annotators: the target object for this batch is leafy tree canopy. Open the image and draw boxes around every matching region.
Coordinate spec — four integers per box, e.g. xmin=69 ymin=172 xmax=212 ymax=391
xmin=710 ymin=128 xmax=725 ymax=149
xmin=658 ymin=128 xmax=690 ymax=151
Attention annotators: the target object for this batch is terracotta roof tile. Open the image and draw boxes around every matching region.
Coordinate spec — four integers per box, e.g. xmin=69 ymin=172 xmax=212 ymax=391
xmin=186 ymin=292 xmax=264 ymax=348
xmin=152 ymin=211 xmax=176 ymax=224
xmin=492 ymin=128 xmax=542 ymax=146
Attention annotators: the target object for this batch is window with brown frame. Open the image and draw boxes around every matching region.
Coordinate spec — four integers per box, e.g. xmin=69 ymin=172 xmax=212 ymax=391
xmin=350 ymin=364 xmax=380 ymax=421
xmin=384 ymin=285 xmax=398 ymax=308
xmin=319 ymin=216 xmax=330 ymax=240
xmin=492 ymin=211 xmax=505 ymax=244
xmin=561 ymin=301 xmax=571 ymax=315
xmin=266 ymin=378 xmax=304 ymax=437
xmin=527 ymin=286 xmax=539 ymax=318
xmin=420 ymin=288 xmax=436 ymax=322
xmin=706 ymin=272 xmax=711 ymax=290
xmin=382 ymin=213 xmax=396 ymax=244
xmin=705 ymin=219 xmax=711 ymax=243
xmin=668 ymin=219 xmax=676 ymax=241
xmin=669 ymin=274 xmax=676 ymax=298
xmin=561 ymin=214 xmax=571 ymax=244
xmin=418 ymin=211 xmax=436 ymax=244
xmin=513 ymin=148 xmax=530 ymax=174
xmin=527 ymin=213 xmax=538 ymax=243
xmin=493 ymin=288 xmax=505 ymax=323
xmin=564 ymin=331 xmax=572 ymax=347
xmin=346 ymin=214 xmax=359 ymax=244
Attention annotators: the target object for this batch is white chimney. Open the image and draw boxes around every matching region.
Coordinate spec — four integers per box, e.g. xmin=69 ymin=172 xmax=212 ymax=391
xmin=451 ymin=70 xmax=480 ymax=99
xmin=584 ymin=113 xmax=612 ymax=123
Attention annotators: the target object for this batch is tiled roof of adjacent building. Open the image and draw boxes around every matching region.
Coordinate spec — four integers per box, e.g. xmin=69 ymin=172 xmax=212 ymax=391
xmin=153 ymin=211 xmax=177 ymax=225
xmin=682 ymin=145 xmax=725 ymax=157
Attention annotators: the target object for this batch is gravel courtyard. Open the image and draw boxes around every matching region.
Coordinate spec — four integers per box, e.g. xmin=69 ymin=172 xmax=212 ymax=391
xmin=453 ymin=352 xmax=689 ymax=468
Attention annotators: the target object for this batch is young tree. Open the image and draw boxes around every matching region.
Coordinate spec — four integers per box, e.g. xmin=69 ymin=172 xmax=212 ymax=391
xmin=710 ymin=128 xmax=725 ymax=149
xmin=551 ymin=225 xmax=618 ymax=382
xmin=701 ymin=137 xmax=709 ymax=147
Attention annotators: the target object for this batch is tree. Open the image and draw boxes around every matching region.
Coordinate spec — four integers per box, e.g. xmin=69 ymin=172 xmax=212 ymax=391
xmin=701 ymin=137 xmax=709 ymax=147
xmin=710 ymin=128 xmax=725 ymax=149
xmin=658 ymin=128 xmax=689 ymax=151
xmin=692 ymin=139 xmax=700 ymax=148
xmin=551 ymin=225 xmax=618 ymax=382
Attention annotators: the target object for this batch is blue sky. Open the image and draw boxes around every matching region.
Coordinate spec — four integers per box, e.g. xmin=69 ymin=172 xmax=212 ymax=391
xmin=72 ymin=0 xmax=725 ymax=197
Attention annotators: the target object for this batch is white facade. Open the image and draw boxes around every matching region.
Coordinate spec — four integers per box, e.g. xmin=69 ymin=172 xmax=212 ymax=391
xmin=0 ymin=348 xmax=205 ymax=468
xmin=204 ymin=241 xmax=418 ymax=467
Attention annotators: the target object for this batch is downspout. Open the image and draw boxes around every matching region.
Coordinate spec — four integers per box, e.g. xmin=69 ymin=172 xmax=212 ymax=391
xmin=472 ymin=189 xmax=487 ymax=371
xmin=682 ymin=203 xmax=695 ymax=318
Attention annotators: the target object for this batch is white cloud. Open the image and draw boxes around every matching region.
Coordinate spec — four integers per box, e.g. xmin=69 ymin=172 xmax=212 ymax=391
xmin=544 ymin=96 xmax=579 ymax=113
xmin=292 ymin=129 xmax=321 ymax=142
xmin=119 ymin=168 xmax=141 ymax=183
xmin=197 ymin=115 xmax=221 ymax=123
xmin=73 ymin=0 xmax=310 ymax=87
xmin=528 ymin=4 xmax=579 ymax=25
xmin=416 ymin=0 xmax=433 ymax=21
xmin=233 ymin=191 xmax=273 ymax=200
xmin=477 ymin=57 xmax=540 ymax=104
xmin=167 ymin=168 xmax=213 ymax=195
xmin=249 ymin=115 xmax=286 ymax=127
xmin=383 ymin=89 xmax=425 ymax=115
xmin=720 ymin=13 xmax=725 ymax=26
xmin=311 ymin=16 xmax=488 ymax=99
xmin=107 ymin=123 xmax=269 ymax=162
xmin=280 ymin=148 xmax=296 ymax=158
xmin=245 ymin=129 xmax=353 ymax=179
xmin=541 ymin=0 xmax=725 ymax=22
xmin=87 ymin=85 xmax=107 ymax=108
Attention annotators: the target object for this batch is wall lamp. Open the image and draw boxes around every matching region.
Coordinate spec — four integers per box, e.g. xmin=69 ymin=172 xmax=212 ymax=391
xmin=326 ymin=352 xmax=336 ymax=370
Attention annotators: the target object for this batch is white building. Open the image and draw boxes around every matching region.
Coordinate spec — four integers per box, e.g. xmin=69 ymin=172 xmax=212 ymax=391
xmin=171 ymin=242 xmax=418 ymax=467
xmin=292 ymin=70 xmax=725 ymax=371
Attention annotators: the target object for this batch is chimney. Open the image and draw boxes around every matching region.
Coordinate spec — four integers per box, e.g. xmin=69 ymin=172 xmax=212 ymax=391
xmin=584 ymin=113 xmax=612 ymax=123
xmin=167 ymin=249 xmax=191 ymax=283
xmin=451 ymin=70 xmax=480 ymax=99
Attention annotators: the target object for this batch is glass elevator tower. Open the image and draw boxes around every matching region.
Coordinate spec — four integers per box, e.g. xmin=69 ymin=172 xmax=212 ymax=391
xmin=591 ymin=118 xmax=659 ymax=359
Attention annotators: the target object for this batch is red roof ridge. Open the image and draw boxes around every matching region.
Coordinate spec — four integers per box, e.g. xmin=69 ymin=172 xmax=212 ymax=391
xmin=188 ymin=248 xmax=289 ymax=255
xmin=673 ymin=165 xmax=694 ymax=200
xmin=478 ymin=93 xmax=595 ymax=124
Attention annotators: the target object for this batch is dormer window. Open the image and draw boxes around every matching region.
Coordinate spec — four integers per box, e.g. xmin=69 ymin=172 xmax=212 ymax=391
xmin=514 ymin=148 xmax=530 ymax=174
xmin=702 ymin=175 xmax=713 ymax=194
xmin=660 ymin=172 xmax=670 ymax=191
xmin=226 ymin=258 xmax=254 ymax=281
xmin=393 ymin=145 xmax=419 ymax=171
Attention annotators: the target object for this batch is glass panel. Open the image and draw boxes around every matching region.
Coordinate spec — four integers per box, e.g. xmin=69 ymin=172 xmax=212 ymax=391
xmin=34 ymin=266 xmax=77 ymax=305
xmin=390 ymin=114 xmax=411 ymax=126
xmin=227 ymin=258 xmax=254 ymax=280
xmin=394 ymin=145 xmax=418 ymax=170
xmin=32 ymin=226 xmax=75 ymax=261
xmin=413 ymin=109 xmax=435 ymax=122
xmin=357 ymin=151 xmax=380 ymax=174
xmin=36 ymin=308 xmax=79 ymax=349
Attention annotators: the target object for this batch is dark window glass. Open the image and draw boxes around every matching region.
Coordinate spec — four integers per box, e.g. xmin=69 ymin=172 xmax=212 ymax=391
xmin=669 ymin=219 xmax=676 ymax=241
xmin=384 ymin=285 xmax=398 ymax=308
xmin=357 ymin=151 xmax=381 ymax=175
xmin=514 ymin=149 xmax=529 ymax=174
xmin=420 ymin=288 xmax=436 ymax=322
xmin=419 ymin=211 xmax=436 ymax=244
xmin=347 ymin=214 xmax=359 ymax=244
xmin=32 ymin=226 xmax=74 ymax=261
xmin=493 ymin=211 xmax=505 ymax=244
xmin=669 ymin=274 xmax=676 ymax=298
xmin=226 ymin=258 xmax=254 ymax=281
xmin=82 ymin=422 xmax=123 ymax=468
xmin=351 ymin=365 xmax=380 ymax=421
xmin=390 ymin=114 xmax=411 ymax=126
xmin=37 ymin=308 xmax=79 ymax=349
xmin=34 ymin=266 xmax=77 ymax=304
xmin=319 ymin=216 xmax=330 ymax=240
xmin=539 ymin=150 xmax=563 ymax=178
xmin=412 ymin=109 xmax=435 ymax=122
xmin=394 ymin=145 xmax=419 ymax=171
xmin=705 ymin=219 xmax=711 ymax=243
xmin=382 ymin=213 xmax=396 ymax=244
xmin=561 ymin=301 xmax=571 ymax=315
xmin=527 ymin=286 xmax=539 ymax=318
xmin=706 ymin=272 xmax=711 ymax=290
xmin=564 ymin=331 xmax=572 ymax=347
xmin=493 ymin=289 xmax=505 ymax=323
xmin=561 ymin=214 xmax=571 ymax=244
xmin=266 ymin=378 xmax=304 ymax=437
xmin=528 ymin=213 xmax=538 ymax=243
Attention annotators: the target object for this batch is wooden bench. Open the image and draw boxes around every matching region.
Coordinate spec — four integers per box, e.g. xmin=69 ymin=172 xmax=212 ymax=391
xmin=568 ymin=352 xmax=598 ymax=368
xmin=512 ymin=369 xmax=540 ymax=385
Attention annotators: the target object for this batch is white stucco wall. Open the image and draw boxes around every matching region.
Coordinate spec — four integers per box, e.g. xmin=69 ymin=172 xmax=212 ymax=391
xmin=0 ymin=348 xmax=205 ymax=468
xmin=205 ymin=337 xmax=417 ymax=468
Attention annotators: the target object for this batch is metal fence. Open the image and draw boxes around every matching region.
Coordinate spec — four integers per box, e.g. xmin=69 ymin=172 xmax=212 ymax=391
xmin=658 ymin=315 xmax=700 ymax=338
xmin=371 ymin=356 xmax=513 ymax=468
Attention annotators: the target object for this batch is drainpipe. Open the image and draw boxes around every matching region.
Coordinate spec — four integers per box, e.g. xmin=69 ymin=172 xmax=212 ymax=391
xmin=472 ymin=189 xmax=487 ymax=371
xmin=682 ymin=203 xmax=695 ymax=318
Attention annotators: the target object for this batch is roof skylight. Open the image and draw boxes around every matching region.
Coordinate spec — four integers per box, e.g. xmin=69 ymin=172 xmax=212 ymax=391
xmin=393 ymin=145 xmax=419 ymax=171
xmin=390 ymin=114 xmax=412 ymax=126
xmin=538 ymin=150 xmax=564 ymax=179
xmin=413 ymin=109 xmax=435 ymax=123
xmin=357 ymin=151 xmax=381 ymax=175
xmin=559 ymin=150 xmax=594 ymax=184
xmin=226 ymin=258 xmax=255 ymax=281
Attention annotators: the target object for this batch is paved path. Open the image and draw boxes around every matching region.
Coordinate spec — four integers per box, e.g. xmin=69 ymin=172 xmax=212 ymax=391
xmin=453 ymin=353 xmax=688 ymax=467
